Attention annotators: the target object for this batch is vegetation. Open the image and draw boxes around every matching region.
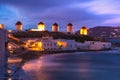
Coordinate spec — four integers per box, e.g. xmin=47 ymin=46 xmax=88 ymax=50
xmin=12 ymin=31 xmax=94 ymax=42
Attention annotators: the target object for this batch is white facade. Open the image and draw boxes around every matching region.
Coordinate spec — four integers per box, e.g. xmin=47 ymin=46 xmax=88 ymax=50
xmin=85 ymin=41 xmax=111 ymax=50
xmin=52 ymin=23 xmax=59 ymax=32
xmin=0 ymin=29 xmax=8 ymax=80
xmin=66 ymin=23 xmax=73 ymax=33
xmin=25 ymin=37 xmax=111 ymax=51
xmin=77 ymin=43 xmax=89 ymax=50
xmin=41 ymin=37 xmax=60 ymax=51
xmin=0 ymin=24 xmax=5 ymax=29
xmin=65 ymin=40 xmax=77 ymax=50
xmin=26 ymin=37 xmax=60 ymax=51
xmin=16 ymin=25 xmax=22 ymax=31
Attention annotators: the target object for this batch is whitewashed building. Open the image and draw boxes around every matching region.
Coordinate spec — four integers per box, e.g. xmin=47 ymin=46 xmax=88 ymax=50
xmin=25 ymin=37 xmax=111 ymax=51
xmin=77 ymin=43 xmax=89 ymax=50
xmin=0 ymin=24 xmax=5 ymax=29
xmin=26 ymin=37 xmax=60 ymax=51
xmin=85 ymin=41 xmax=111 ymax=50
xmin=65 ymin=40 xmax=77 ymax=50
xmin=41 ymin=37 xmax=60 ymax=51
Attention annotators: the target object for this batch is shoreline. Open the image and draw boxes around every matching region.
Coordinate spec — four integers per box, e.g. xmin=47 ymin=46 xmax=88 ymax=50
xmin=15 ymin=48 xmax=112 ymax=61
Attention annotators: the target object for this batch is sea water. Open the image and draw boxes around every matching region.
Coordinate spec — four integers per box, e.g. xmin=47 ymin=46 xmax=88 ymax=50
xmin=22 ymin=49 xmax=120 ymax=80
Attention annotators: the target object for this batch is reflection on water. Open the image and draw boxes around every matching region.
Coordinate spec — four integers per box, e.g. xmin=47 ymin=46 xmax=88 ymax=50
xmin=8 ymin=62 xmax=29 ymax=80
xmin=22 ymin=51 xmax=120 ymax=80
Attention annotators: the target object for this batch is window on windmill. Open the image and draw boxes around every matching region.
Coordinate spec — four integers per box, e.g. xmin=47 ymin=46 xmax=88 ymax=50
xmin=38 ymin=24 xmax=45 ymax=31
xmin=57 ymin=41 xmax=67 ymax=48
xmin=80 ymin=28 xmax=88 ymax=35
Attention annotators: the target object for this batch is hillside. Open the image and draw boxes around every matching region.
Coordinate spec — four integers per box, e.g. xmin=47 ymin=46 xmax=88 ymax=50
xmin=89 ymin=26 xmax=120 ymax=39
xmin=11 ymin=31 xmax=94 ymax=42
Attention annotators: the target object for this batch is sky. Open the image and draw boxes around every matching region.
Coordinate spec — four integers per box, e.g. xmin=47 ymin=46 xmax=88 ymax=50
xmin=0 ymin=0 xmax=120 ymax=31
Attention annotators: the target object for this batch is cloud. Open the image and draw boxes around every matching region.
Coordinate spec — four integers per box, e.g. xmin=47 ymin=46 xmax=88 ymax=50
xmin=0 ymin=0 xmax=120 ymax=30
xmin=0 ymin=5 xmax=17 ymax=19
xmin=0 ymin=4 xmax=29 ymax=29
xmin=72 ymin=0 xmax=120 ymax=15
xmin=104 ymin=17 xmax=120 ymax=24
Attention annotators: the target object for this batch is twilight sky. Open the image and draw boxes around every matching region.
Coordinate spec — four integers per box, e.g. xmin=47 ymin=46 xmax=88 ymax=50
xmin=0 ymin=0 xmax=120 ymax=31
